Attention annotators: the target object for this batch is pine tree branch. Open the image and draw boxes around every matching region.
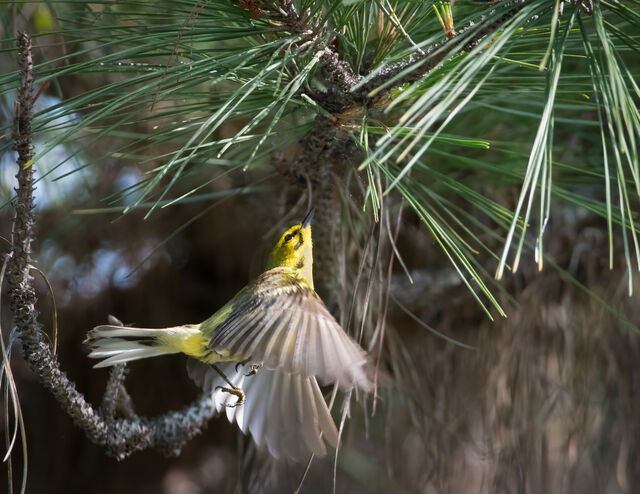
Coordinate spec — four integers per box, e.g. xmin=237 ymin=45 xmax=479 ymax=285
xmin=353 ymin=0 xmax=528 ymax=103
xmin=5 ymin=31 xmax=216 ymax=461
xmin=266 ymin=0 xmax=360 ymax=93
xmin=359 ymin=0 xmax=592 ymax=101
xmin=266 ymin=0 xmax=583 ymax=115
xmin=267 ymin=1 xmax=531 ymax=299
xmin=246 ymin=1 xmax=533 ymax=117
xmin=254 ymin=0 xmax=359 ymax=113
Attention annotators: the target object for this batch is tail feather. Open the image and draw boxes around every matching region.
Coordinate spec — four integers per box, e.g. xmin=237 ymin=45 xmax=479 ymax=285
xmin=86 ymin=324 xmax=189 ymax=368
xmin=89 ymin=339 xmax=150 ymax=357
xmin=92 ymin=347 xmax=174 ymax=368
xmin=89 ymin=326 xmax=170 ymax=339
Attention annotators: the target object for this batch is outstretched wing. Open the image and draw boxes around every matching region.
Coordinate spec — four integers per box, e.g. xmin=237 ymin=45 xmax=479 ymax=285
xmin=204 ymin=268 xmax=373 ymax=392
xmin=187 ymin=360 xmax=339 ymax=462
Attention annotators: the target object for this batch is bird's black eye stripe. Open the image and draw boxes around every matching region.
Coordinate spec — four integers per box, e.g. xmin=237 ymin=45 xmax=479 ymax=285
xmin=283 ymin=229 xmax=300 ymax=243
xmin=294 ymin=231 xmax=304 ymax=250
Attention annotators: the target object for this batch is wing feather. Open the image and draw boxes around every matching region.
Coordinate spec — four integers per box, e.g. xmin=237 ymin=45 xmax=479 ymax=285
xmin=260 ymin=302 xmax=293 ymax=363
xmin=277 ymin=306 xmax=301 ymax=368
xmin=222 ymin=305 xmax=260 ymax=349
xmin=298 ymin=375 xmax=323 ymax=454
xmin=245 ymin=295 xmax=291 ymax=356
xmin=191 ymin=361 xmax=339 ymax=461
xmin=292 ymin=310 xmax=309 ymax=372
xmin=208 ymin=268 xmax=373 ymax=391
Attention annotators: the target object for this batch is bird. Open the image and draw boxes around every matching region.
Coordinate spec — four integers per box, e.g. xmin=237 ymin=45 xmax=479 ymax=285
xmin=85 ymin=209 xmax=376 ymax=462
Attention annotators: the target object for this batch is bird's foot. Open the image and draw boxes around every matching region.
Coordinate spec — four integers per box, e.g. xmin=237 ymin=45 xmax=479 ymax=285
xmin=215 ymin=385 xmax=245 ymax=407
xmin=235 ymin=358 xmax=251 ymax=373
xmin=234 ymin=358 xmax=262 ymax=377
xmin=245 ymin=363 xmax=262 ymax=377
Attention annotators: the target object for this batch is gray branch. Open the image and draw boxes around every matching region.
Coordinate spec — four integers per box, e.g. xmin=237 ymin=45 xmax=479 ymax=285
xmin=5 ymin=32 xmax=216 ymax=461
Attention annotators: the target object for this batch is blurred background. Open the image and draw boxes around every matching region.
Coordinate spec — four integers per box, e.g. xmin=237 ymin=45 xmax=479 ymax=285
xmin=1 ymin=1 xmax=639 ymax=493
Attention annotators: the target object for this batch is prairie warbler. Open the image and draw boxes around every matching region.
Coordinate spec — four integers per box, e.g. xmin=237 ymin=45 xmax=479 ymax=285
xmin=86 ymin=209 xmax=375 ymax=461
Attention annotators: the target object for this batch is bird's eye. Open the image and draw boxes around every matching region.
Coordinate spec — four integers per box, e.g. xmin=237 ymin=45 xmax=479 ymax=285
xmin=283 ymin=229 xmax=300 ymax=243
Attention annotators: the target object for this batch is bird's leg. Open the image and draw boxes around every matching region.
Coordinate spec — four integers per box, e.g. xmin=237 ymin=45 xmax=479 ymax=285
xmin=211 ymin=364 xmax=244 ymax=407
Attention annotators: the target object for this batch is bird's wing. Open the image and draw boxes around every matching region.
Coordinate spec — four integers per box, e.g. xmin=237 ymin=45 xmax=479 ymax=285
xmin=206 ymin=268 xmax=373 ymax=392
xmin=187 ymin=360 xmax=339 ymax=462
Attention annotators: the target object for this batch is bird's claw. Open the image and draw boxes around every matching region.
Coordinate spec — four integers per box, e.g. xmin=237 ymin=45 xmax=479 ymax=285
xmin=215 ymin=385 xmax=245 ymax=407
xmin=245 ymin=363 xmax=262 ymax=377
xmin=234 ymin=359 xmax=262 ymax=377
xmin=235 ymin=358 xmax=251 ymax=374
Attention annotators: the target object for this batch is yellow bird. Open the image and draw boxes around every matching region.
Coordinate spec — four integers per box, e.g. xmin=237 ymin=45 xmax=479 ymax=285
xmin=86 ymin=209 xmax=375 ymax=461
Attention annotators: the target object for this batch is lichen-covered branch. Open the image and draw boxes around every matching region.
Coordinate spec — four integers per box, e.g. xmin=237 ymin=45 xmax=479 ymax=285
xmin=266 ymin=0 xmax=586 ymax=115
xmin=269 ymin=0 xmax=359 ymax=91
xmin=355 ymin=2 xmax=525 ymax=100
xmin=8 ymin=35 xmax=37 ymax=335
xmin=5 ymin=32 xmax=216 ymax=461
xmin=261 ymin=0 xmax=532 ymax=114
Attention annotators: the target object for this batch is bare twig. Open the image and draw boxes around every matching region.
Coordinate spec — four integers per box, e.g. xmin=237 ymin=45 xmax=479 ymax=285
xmin=5 ymin=32 xmax=217 ymax=462
xmin=100 ymin=365 xmax=134 ymax=420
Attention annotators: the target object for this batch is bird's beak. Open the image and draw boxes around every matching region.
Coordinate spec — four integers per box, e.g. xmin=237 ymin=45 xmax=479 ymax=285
xmin=301 ymin=208 xmax=315 ymax=229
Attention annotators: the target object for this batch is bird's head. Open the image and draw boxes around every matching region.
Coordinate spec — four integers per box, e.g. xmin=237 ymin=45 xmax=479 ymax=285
xmin=266 ymin=209 xmax=315 ymax=288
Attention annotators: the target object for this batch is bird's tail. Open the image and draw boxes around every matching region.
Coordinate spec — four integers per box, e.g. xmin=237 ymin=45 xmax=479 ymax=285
xmin=86 ymin=323 xmax=204 ymax=368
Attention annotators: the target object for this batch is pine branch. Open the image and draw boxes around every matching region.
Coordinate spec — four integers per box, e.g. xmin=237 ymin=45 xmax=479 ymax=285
xmin=271 ymin=1 xmax=359 ymax=90
xmin=261 ymin=0 xmax=531 ymax=114
xmin=270 ymin=0 xmax=537 ymax=308
xmin=278 ymin=0 xmax=591 ymax=115
xmin=5 ymin=32 xmax=216 ymax=461
xmin=354 ymin=0 xmax=529 ymax=102
xmin=259 ymin=0 xmax=360 ymax=111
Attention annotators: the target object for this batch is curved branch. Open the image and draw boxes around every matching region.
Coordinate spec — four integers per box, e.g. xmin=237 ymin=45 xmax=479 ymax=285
xmin=5 ymin=32 xmax=216 ymax=461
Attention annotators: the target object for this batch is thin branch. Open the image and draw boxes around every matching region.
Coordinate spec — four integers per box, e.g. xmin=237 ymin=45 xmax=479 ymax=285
xmin=353 ymin=0 xmax=528 ymax=103
xmin=5 ymin=32 xmax=216 ymax=461
xmin=100 ymin=365 xmax=134 ymax=420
